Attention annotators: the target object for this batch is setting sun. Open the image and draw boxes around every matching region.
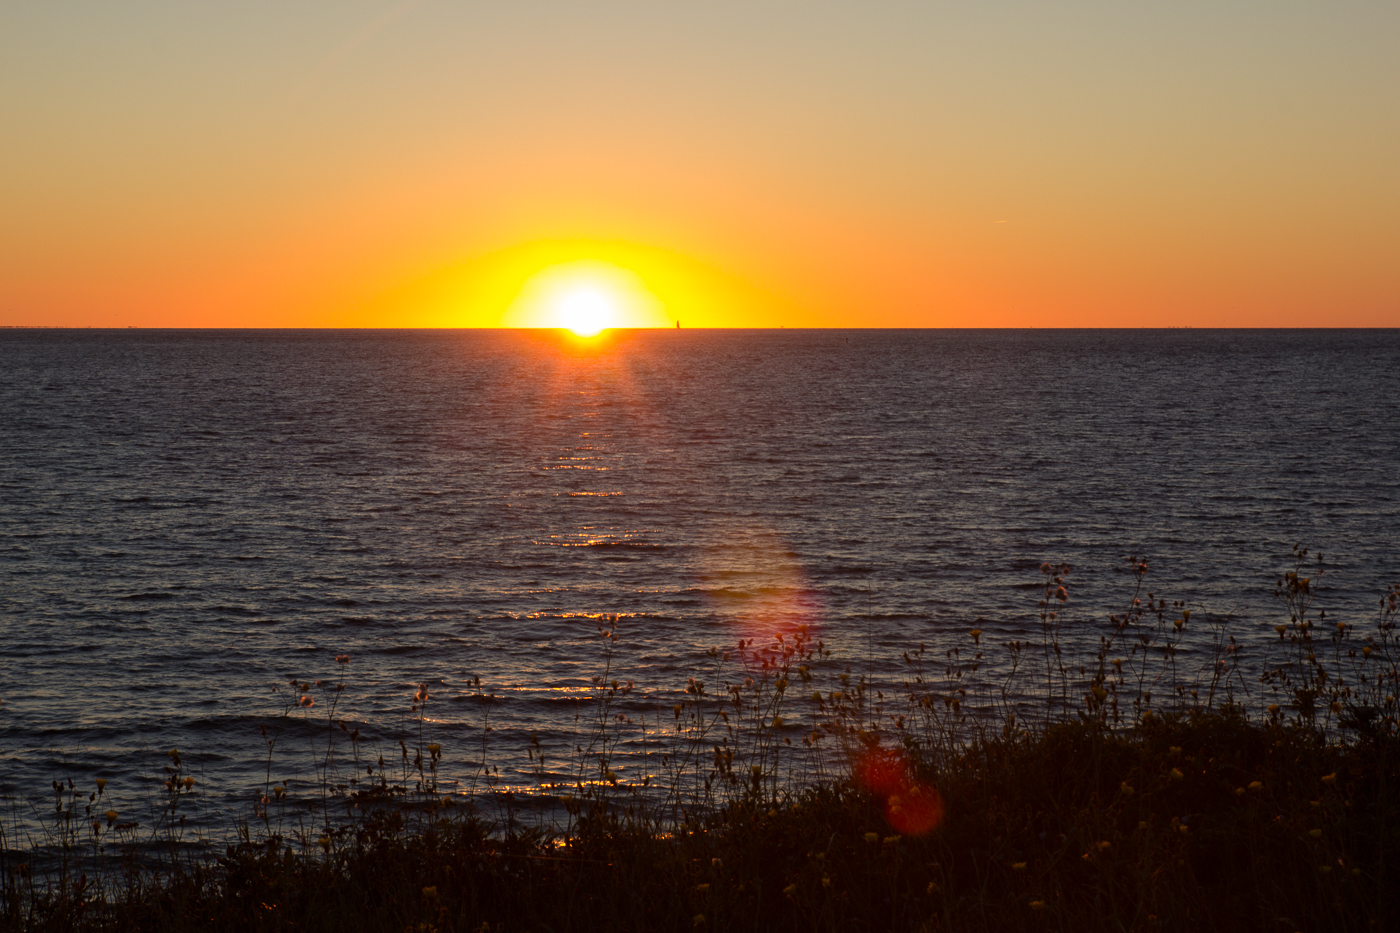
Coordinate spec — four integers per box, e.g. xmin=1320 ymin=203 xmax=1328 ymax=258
xmin=554 ymin=286 xmax=616 ymax=336
xmin=499 ymin=259 xmax=672 ymax=331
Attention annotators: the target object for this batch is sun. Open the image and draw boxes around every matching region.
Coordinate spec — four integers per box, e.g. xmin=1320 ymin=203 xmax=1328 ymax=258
xmin=499 ymin=259 xmax=671 ymax=332
xmin=554 ymin=286 xmax=617 ymax=337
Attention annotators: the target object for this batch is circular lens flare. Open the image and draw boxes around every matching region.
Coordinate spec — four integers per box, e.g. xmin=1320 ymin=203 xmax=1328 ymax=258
xmin=854 ymin=746 xmax=945 ymax=836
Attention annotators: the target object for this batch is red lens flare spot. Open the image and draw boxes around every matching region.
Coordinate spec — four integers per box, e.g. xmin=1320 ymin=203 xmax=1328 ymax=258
xmin=855 ymin=746 xmax=944 ymax=836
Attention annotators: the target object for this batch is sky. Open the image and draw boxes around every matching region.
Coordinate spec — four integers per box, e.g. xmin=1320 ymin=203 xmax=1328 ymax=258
xmin=2 ymin=0 xmax=1397 ymax=328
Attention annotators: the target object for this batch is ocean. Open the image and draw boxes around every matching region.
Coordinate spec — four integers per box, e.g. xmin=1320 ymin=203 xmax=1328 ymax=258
xmin=2 ymin=328 xmax=1398 ymax=838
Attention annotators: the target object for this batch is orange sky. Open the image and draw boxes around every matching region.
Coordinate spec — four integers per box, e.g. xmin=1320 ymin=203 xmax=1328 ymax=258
xmin=2 ymin=1 xmax=1397 ymax=328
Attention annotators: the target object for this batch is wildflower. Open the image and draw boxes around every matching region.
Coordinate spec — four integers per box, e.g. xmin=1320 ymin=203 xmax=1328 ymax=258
xmin=1363 ymin=646 xmax=1373 ymax=658
xmin=1012 ymin=862 xmax=1027 ymax=871
xmin=771 ymin=716 xmax=784 ymax=728
xmin=969 ymin=629 xmax=982 ymax=641
xmin=1309 ymin=829 xmax=1323 ymax=838
xmin=1040 ymin=562 xmax=1052 ymax=574
xmin=1055 ymin=587 xmax=1068 ymax=602
xmin=299 ymin=695 xmax=314 ymax=708
xmin=414 ymin=685 xmax=430 ymax=702
xmin=1267 ymin=704 xmax=1280 ymax=715
xmin=104 ymin=809 xmax=119 ymax=824
xmin=427 ymin=744 xmax=441 ymax=755
xmin=812 ymin=691 xmax=822 ymax=703
xmin=1321 ymin=772 xmax=1337 ymax=785
xmin=318 ymin=836 xmax=330 ymax=851
xmin=1248 ymin=781 xmax=1262 ymax=790
xmin=421 ymin=886 xmax=437 ymax=898
xmin=605 ymin=770 xmax=617 ymax=783
xmin=864 ymin=832 xmax=879 ymax=844
xmin=673 ymin=704 xmax=684 ymax=717
xmin=335 ymin=654 xmax=350 ymax=664
xmin=168 ymin=748 xmax=180 ymax=760
xmin=182 ymin=776 xmax=195 ymax=789
xmin=96 ymin=778 xmax=107 ymax=793
xmin=1274 ymin=625 xmax=1286 ymax=636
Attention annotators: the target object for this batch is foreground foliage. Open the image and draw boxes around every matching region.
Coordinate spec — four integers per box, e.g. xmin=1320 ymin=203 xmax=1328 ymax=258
xmin=5 ymin=549 xmax=1398 ymax=931
xmin=4 ymin=709 xmax=1396 ymax=933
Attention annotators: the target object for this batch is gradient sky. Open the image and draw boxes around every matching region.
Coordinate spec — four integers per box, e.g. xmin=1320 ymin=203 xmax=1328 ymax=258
xmin=2 ymin=1 xmax=1397 ymax=328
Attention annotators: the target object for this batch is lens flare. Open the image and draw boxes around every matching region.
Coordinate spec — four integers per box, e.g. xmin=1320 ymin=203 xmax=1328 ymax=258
xmin=854 ymin=746 xmax=944 ymax=836
xmin=697 ymin=526 xmax=820 ymax=645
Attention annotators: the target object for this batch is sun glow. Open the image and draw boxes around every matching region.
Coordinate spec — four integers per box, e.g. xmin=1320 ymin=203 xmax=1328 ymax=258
xmin=554 ymin=286 xmax=617 ymax=337
xmin=499 ymin=258 xmax=671 ymax=332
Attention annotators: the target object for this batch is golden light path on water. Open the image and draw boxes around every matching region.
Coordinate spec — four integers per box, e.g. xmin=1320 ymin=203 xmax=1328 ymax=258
xmin=413 ymin=327 xmax=848 ymax=804
xmin=405 ymin=326 xmax=944 ymax=834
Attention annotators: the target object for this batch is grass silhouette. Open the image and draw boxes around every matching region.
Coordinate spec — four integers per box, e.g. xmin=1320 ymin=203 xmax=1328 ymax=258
xmin=3 ymin=548 xmax=1397 ymax=932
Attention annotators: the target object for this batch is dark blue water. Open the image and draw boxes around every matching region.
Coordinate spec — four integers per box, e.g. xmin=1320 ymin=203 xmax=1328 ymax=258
xmin=2 ymin=329 xmax=1398 ymax=838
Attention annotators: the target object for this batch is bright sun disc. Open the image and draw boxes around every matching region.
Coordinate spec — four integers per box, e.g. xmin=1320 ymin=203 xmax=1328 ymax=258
xmin=500 ymin=258 xmax=671 ymax=331
xmin=555 ymin=287 xmax=615 ymax=337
